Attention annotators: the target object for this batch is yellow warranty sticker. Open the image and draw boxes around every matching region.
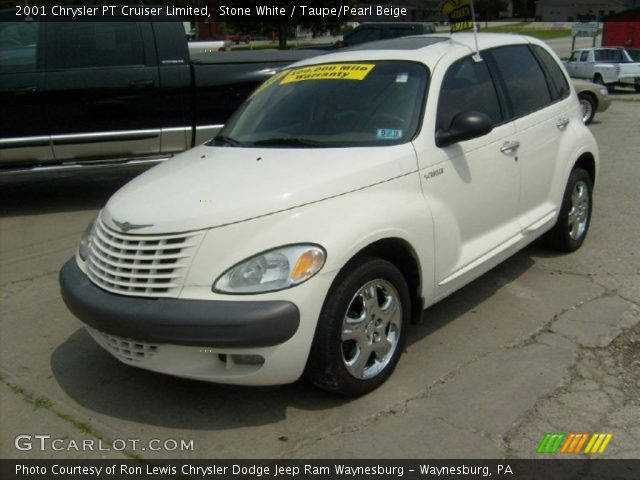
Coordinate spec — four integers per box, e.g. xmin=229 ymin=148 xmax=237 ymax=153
xmin=280 ymin=63 xmax=375 ymax=84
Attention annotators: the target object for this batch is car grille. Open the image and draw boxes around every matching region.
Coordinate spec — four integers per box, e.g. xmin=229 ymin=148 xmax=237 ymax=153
xmin=87 ymin=327 xmax=160 ymax=364
xmin=86 ymin=218 xmax=203 ymax=297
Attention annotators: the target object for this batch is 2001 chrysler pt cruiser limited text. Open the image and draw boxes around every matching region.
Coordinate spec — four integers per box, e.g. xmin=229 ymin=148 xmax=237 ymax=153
xmin=60 ymin=33 xmax=599 ymax=396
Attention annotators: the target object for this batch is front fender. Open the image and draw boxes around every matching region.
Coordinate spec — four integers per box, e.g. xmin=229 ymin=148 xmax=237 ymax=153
xmin=185 ymin=173 xmax=435 ymax=301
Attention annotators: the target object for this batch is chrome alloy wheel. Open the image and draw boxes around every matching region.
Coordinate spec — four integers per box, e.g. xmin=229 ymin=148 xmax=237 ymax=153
xmin=568 ymin=180 xmax=590 ymax=240
xmin=579 ymin=98 xmax=593 ymax=124
xmin=340 ymin=279 xmax=402 ymax=380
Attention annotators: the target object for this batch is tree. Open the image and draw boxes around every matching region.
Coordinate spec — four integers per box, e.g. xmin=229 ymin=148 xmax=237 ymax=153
xmin=476 ymin=0 xmax=508 ymax=21
xmin=221 ymin=0 xmax=355 ymax=49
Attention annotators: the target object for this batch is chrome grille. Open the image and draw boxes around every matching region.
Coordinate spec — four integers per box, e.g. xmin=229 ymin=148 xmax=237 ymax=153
xmin=87 ymin=327 xmax=160 ymax=363
xmin=86 ymin=218 xmax=203 ymax=297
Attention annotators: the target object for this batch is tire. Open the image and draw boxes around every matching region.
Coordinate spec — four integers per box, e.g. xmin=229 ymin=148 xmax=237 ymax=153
xmin=593 ymin=74 xmax=614 ymax=94
xmin=305 ymin=258 xmax=410 ymax=396
xmin=635 ymin=84 xmax=640 ymax=93
xmin=578 ymin=93 xmax=596 ymax=125
xmin=545 ymin=167 xmax=593 ymax=252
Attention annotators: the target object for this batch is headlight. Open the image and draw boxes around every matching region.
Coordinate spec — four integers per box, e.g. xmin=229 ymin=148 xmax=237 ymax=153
xmin=78 ymin=216 xmax=98 ymax=261
xmin=213 ymin=244 xmax=326 ymax=294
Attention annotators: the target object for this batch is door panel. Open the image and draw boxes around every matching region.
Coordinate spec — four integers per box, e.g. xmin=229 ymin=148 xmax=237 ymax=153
xmin=45 ymin=21 xmax=161 ymax=161
xmin=419 ymin=122 xmax=521 ymax=293
xmin=417 ymin=54 xmax=521 ymax=297
xmin=0 ymin=20 xmax=53 ymax=166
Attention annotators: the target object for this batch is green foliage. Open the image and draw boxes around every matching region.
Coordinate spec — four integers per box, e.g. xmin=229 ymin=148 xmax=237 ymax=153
xmin=223 ymin=0 xmax=355 ymax=49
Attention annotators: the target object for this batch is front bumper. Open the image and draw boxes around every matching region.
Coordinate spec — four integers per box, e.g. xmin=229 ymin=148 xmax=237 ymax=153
xmin=59 ymin=258 xmax=300 ymax=348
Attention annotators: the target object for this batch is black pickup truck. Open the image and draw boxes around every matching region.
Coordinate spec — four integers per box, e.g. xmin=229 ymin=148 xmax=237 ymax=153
xmin=0 ymin=15 xmax=316 ymax=172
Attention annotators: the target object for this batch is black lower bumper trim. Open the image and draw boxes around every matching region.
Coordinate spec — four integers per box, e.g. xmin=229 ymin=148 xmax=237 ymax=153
xmin=59 ymin=258 xmax=300 ymax=348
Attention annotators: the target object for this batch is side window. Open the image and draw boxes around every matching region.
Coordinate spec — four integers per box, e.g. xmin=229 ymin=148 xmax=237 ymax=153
xmin=345 ymin=28 xmax=380 ymax=46
xmin=436 ymin=55 xmax=503 ymax=131
xmin=532 ymin=46 xmax=570 ymax=101
xmin=0 ymin=21 xmax=39 ymax=73
xmin=594 ymin=49 xmax=623 ymax=62
xmin=50 ymin=22 xmax=145 ymax=69
xmin=384 ymin=27 xmax=416 ymax=39
xmin=569 ymin=51 xmax=580 ymax=62
xmin=488 ymin=45 xmax=552 ymax=119
xmin=580 ymin=51 xmax=589 ymax=62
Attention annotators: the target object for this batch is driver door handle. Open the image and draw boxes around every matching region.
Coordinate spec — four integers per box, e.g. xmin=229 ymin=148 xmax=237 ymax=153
xmin=500 ymin=140 xmax=520 ymax=154
xmin=556 ymin=116 xmax=570 ymax=129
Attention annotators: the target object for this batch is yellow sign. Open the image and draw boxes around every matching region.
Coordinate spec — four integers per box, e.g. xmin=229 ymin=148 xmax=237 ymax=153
xmin=280 ymin=64 xmax=376 ymax=84
xmin=440 ymin=0 xmax=469 ymax=15
xmin=440 ymin=0 xmax=475 ymax=33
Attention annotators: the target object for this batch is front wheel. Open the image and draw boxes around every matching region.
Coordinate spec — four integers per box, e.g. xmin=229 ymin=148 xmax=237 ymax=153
xmin=578 ymin=93 xmax=596 ymax=125
xmin=305 ymin=258 xmax=410 ymax=396
xmin=545 ymin=167 xmax=593 ymax=252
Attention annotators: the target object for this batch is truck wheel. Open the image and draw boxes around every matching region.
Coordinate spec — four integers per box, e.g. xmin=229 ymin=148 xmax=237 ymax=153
xmin=545 ymin=167 xmax=593 ymax=252
xmin=306 ymin=258 xmax=409 ymax=396
xmin=594 ymin=74 xmax=614 ymax=93
xmin=578 ymin=93 xmax=596 ymax=125
xmin=635 ymin=84 xmax=640 ymax=93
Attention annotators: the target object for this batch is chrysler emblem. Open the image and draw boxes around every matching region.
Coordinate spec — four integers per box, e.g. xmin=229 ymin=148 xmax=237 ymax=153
xmin=112 ymin=219 xmax=154 ymax=233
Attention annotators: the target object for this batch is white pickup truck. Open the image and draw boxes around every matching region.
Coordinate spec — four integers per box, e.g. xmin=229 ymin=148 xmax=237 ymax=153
xmin=565 ymin=47 xmax=640 ymax=92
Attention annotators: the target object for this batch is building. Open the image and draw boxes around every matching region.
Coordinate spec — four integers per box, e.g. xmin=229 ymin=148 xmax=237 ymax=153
xmin=535 ymin=0 xmax=631 ymax=21
xmin=602 ymin=7 xmax=640 ymax=48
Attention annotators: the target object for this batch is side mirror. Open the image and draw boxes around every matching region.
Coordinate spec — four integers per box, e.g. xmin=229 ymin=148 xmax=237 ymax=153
xmin=435 ymin=111 xmax=493 ymax=148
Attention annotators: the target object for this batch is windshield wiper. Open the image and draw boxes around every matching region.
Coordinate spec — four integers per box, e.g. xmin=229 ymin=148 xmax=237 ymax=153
xmin=210 ymin=135 xmax=243 ymax=147
xmin=251 ymin=137 xmax=325 ymax=147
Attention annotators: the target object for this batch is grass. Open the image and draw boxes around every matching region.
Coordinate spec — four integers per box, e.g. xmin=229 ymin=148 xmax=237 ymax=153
xmin=483 ymin=25 xmax=572 ymax=39
xmin=482 ymin=21 xmax=603 ymax=40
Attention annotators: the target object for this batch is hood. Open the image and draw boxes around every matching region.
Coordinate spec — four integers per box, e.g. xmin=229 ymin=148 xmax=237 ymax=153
xmin=103 ymin=143 xmax=417 ymax=233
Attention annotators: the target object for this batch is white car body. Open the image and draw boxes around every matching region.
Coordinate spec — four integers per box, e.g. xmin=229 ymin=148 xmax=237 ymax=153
xmin=60 ymin=33 xmax=599 ymax=392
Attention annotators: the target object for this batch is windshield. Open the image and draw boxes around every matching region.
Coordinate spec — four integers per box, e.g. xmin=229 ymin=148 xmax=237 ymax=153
xmin=210 ymin=61 xmax=429 ymax=148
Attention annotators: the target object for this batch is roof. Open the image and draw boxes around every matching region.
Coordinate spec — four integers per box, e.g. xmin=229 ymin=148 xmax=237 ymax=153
xmin=291 ymin=33 xmax=544 ymax=69
xmin=603 ymin=7 xmax=640 ymax=20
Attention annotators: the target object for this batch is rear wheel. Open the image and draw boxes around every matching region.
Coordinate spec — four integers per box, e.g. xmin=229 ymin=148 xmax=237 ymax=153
xmin=306 ymin=258 xmax=409 ymax=396
xmin=545 ymin=167 xmax=593 ymax=252
xmin=635 ymin=83 xmax=640 ymax=93
xmin=578 ymin=93 xmax=596 ymax=125
xmin=594 ymin=74 xmax=614 ymax=93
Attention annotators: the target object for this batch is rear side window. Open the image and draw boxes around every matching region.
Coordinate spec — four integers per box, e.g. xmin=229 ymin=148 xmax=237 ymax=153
xmin=345 ymin=27 xmax=381 ymax=46
xmin=384 ymin=27 xmax=418 ymax=39
xmin=488 ymin=45 xmax=552 ymax=119
xmin=532 ymin=46 xmax=570 ymax=101
xmin=0 ymin=21 xmax=39 ymax=73
xmin=49 ymin=22 xmax=145 ymax=69
xmin=437 ymin=55 xmax=503 ymax=131
xmin=594 ymin=49 xmax=623 ymax=62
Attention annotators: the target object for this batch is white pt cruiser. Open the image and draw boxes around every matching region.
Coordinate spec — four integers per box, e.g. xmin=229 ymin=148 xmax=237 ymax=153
xmin=60 ymin=33 xmax=599 ymax=396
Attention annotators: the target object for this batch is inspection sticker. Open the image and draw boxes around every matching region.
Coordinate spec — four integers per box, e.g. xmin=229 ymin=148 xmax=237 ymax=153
xmin=280 ymin=64 xmax=375 ymax=84
xmin=376 ymin=129 xmax=403 ymax=140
